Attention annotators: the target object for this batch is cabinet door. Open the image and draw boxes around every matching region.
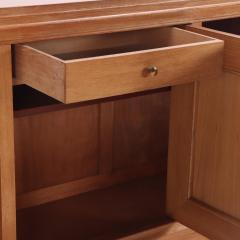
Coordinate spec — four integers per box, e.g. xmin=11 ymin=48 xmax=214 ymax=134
xmin=167 ymin=20 xmax=240 ymax=240
xmin=167 ymin=72 xmax=240 ymax=240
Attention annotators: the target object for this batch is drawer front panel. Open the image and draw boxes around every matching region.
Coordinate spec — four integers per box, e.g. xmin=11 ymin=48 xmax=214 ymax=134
xmin=66 ymin=42 xmax=223 ymax=103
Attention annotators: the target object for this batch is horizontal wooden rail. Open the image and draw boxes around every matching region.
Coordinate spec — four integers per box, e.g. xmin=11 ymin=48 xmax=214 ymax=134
xmin=17 ymin=162 xmax=162 ymax=209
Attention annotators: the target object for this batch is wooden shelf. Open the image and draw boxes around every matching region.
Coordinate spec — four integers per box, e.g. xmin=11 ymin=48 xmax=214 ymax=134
xmin=17 ymin=176 xmax=167 ymax=240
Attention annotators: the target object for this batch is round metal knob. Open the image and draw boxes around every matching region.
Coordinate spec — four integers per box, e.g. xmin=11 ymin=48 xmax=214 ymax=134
xmin=143 ymin=66 xmax=158 ymax=77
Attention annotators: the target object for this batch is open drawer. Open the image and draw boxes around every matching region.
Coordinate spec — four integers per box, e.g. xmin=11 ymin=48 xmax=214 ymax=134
xmin=14 ymin=27 xmax=223 ymax=104
xmin=186 ymin=18 xmax=240 ymax=73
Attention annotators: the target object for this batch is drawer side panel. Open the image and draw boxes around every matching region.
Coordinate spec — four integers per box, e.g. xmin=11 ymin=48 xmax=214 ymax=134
xmin=15 ymin=45 xmax=66 ymax=102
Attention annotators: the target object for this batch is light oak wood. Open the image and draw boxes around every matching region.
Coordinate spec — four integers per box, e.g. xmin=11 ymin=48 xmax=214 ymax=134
xmin=15 ymin=27 xmax=223 ymax=103
xmin=23 ymin=27 xmax=213 ymax=57
xmin=0 ymin=46 xmax=16 ymax=240
xmin=0 ymin=0 xmax=240 ymax=43
xmin=0 ymin=0 xmax=91 ymax=7
xmin=1 ymin=0 xmax=239 ymax=9
xmin=193 ymin=72 xmax=240 ymax=219
xmin=3 ymin=1 xmax=239 ymax=28
xmin=186 ymin=24 xmax=240 ymax=73
xmin=167 ymin=83 xmax=197 ymax=213
xmin=167 ymin=22 xmax=240 ymax=239
xmin=120 ymin=222 xmax=208 ymax=240
xmin=2 ymin=0 xmax=240 ymax=15
xmin=0 ymin=2 xmax=239 ymax=240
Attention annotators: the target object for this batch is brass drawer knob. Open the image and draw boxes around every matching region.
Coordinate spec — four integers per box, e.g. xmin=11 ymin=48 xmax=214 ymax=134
xmin=143 ymin=66 xmax=158 ymax=77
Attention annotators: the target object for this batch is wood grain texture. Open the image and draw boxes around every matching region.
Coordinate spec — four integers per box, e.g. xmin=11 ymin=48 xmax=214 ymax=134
xmin=167 ymin=83 xmax=196 ymax=213
xmin=186 ymin=24 xmax=240 ymax=73
xmin=113 ymin=90 xmax=170 ymax=171
xmin=14 ymin=104 xmax=100 ymax=194
xmin=167 ymin=73 xmax=240 ymax=240
xmin=14 ymin=89 xmax=170 ymax=207
xmin=23 ymin=27 xmax=212 ymax=58
xmin=0 ymin=45 xmax=16 ymax=240
xmin=14 ymin=45 xmax=65 ymax=101
xmin=0 ymin=0 xmax=240 ymax=43
xmin=1 ymin=0 xmax=239 ymax=9
xmin=2 ymin=1 xmax=240 ymax=26
xmin=66 ymin=40 xmax=222 ymax=103
xmin=193 ymin=72 xmax=240 ymax=219
xmin=1 ymin=0 xmax=240 ymax=13
xmin=15 ymin=27 xmax=223 ymax=103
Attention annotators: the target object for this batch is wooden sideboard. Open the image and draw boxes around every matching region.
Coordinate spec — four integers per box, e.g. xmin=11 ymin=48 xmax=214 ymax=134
xmin=1 ymin=1 xmax=240 ymax=239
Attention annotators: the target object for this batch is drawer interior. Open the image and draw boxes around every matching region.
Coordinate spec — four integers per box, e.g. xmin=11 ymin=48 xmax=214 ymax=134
xmin=14 ymin=85 xmax=171 ymax=239
xmin=25 ymin=27 xmax=214 ymax=61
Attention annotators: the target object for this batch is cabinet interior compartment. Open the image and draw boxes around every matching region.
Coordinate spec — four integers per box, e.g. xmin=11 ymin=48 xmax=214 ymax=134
xmin=14 ymin=85 xmax=171 ymax=240
xmin=204 ymin=17 xmax=240 ymax=35
xmin=13 ymin=85 xmax=60 ymax=111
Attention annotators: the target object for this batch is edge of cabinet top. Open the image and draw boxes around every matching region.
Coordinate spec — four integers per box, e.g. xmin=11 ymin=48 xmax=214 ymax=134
xmin=0 ymin=0 xmax=240 ymax=43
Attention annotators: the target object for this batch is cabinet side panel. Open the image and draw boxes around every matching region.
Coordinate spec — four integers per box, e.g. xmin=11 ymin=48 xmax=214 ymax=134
xmin=15 ymin=45 xmax=65 ymax=102
xmin=0 ymin=45 xmax=16 ymax=240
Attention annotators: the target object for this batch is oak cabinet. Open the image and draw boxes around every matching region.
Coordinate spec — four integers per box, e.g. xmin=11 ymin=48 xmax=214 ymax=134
xmin=1 ymin=1 xmax=240 ymax=240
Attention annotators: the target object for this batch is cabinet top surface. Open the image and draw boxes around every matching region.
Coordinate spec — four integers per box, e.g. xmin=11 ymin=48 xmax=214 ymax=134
xmin=0 ymin=0 xmax=238 ymax=8
xmin=1 ymin=0 xmax=240 ymax=10
xmin=1 ymin=0 xmax=240 ymax=43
